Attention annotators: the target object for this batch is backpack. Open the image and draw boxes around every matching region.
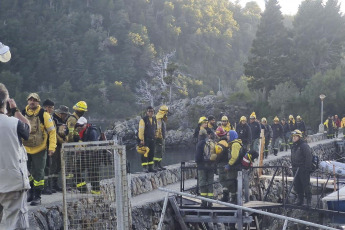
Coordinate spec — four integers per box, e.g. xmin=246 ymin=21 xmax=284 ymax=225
xmin=22 ymin=108 xmax=45 ymax=147
xmin=83 ymin=124 xmax=101 ymax=142
xmin=203 ymin=139 xmax=217 ymax=161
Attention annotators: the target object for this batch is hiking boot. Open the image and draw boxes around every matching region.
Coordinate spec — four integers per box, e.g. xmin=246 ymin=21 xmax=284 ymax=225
xmin=27 ymin=189 xmax=34 ymax=202
xmin=220 ymin=190 xmax=230 ymax=202
xmin=143 ymin=165 xmax=149 ymax=173
xmin=207 ymin=202 xmax=213 ymax=208
xmin=306 ymin=197 xmax=312 ymax=208
xmin=148 ymin=165 xmax=157 ymax=173
xmin=77 ymin=182 xmax=88 ymax=193
xmin=294 ymin=196 xmax=304 ymax=206
xmin=273 ymin=149 xmax=278 ymax=156
xmin=42 ymin=187 xmax=52 ymax=195
xmin=157 ymin=161 xmax=166 ymax=170
xmin=52 ymin=178 xmax=62 ymax=192
xmin=30 ymin=189 xmax=42 ymax=206
xmin=201 ymin=200 xmax=208 ymax=208
xmin=154 ymin=161 xmax=162 ymax=171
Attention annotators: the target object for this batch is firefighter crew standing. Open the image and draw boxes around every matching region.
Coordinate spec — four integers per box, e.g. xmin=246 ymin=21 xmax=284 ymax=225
xmin=0 ymin=84 xmax=31 ymax=229
xmin=261 ymin=117 xmax=272 ymax=158
xmin=23 ymin=93 xmax=57 ymax=206
xmin=334 ymin=115 xmax=341 ymax=138
xmin=66 ymin=101 xmax=88 ymax=143
xmin=224 ymin=130 xmax=243 ymax=204
xmin=215 ymin=129 xmax=230 ymax=202
xmin=288 ymin=115 xmax=296 ymax=146
xmin=271 ymin=116 xmax=284 ymax=156
xmin=236 ymin=116 xmax=252 ymax=150
xmin=249 ymin=112 xmax=261 ymax=152
xmin=51 ymin=105 xmax=70 ymax=192
xmin=281 ymin=118 xmax=290 ymax=151
xmin=195 ymin=117 xmax=214 ymax=207
xmin=296 ymin=115 xmax=306 ymax=137
xmin=138 ymin=106 xmax=157 ymax=173
xmin=291 ymin=129 xmax=312 ymax=207
xmin=154 ymin=105 xmax=168 ymax=171
xmin=324 ymin=115 xmax=335 ymax=139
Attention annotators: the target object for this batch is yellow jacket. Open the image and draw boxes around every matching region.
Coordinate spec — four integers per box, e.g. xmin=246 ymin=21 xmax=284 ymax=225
xmin=155 ymin=110 xmax=167 ymax=139
xmin=324 ymin=119 xmax=335 ymax=128
xmin=222 ymin=122 xmax=234 ymax=132
xmin=138 ymin=117 xmax=155 ymax=141
xmin=66 ymin=112 xmax=80 ymax=142
xmin=341 ymin=117 xmax=345 ymax=128
xmin=24 ymin=105 xmax=57 ymax=154
xmin=228 ymin=139 xmax=243 ymax=166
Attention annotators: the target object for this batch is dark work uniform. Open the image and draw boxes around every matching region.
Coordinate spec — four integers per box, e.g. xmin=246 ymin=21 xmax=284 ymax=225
xmin=271 ymin=123 xmax=283 ymax=153
xmin=261 ymin=124 xmax=272 ymax=157
xmin=75 ymin=125 xmax=101 ymax=192
xmin=249 ymin=121 xmax=261 ymax=152
xmin=142 ymin=116 xmax=156 ymax=167
xmin=288 ymin=120 xmax=296 ymax=145
xmin=236 ymin=123 xmax=252 ymax=149
xmin=291 ymin=139 xmax=312 ymax=203
xmin=296 ymin=121 xmax=306 ymax=136
xmin=281 ymin=122 xmax=290 ymax=150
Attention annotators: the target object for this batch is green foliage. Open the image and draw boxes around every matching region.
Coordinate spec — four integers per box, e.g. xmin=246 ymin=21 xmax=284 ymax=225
xmin=268 ymin=81 xmax=299 ymax=116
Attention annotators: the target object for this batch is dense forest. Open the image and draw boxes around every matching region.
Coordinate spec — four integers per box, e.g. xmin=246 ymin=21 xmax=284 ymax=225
xmin=0 ymin=0 xmax=345 ymax=130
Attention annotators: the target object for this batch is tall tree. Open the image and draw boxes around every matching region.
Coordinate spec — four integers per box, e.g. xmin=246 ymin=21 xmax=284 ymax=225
xmin=244 ymin=0 xmax=291 ymax=94
xmin=290 ymin=0 xmax=345 ymax=90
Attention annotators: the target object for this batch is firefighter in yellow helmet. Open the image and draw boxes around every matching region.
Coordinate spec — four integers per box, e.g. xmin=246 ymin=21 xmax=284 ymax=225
xmin=295 ymin=115 xmax=306 ymax=137
xmin=138 ymin=106 xmax=157 ymax=173
xmin=324 ymin=115 xmax=335 ymax=139
xmin=249 ymin=112 xmax=261 ymax=152
xmin=220 ymin=115 xmax=234 ymax=132
xmin=66 ymin=101 xmax=87 ymax=143
xmin=154 ymin=105 xmax=168 ymax=171
xmin=193 ymin=116 xmax=208 ymax=143
xmin=236 ymin=116 xmax=252 ymax=150
xmin=271 ymin=116 xmax=283 ymax=156
xmin=261 ymin=117 xmax=272 ymax=158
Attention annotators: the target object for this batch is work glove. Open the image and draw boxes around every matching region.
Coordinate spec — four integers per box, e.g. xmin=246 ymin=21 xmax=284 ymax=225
xmin=224 ymin=164 xmax=231 ymax=171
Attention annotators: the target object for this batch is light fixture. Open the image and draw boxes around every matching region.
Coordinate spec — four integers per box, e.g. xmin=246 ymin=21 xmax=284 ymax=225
xmin=319 ymin=94 xmax=326 ymax=101
xmin=0 ymin=42 xmax=11 ymax=63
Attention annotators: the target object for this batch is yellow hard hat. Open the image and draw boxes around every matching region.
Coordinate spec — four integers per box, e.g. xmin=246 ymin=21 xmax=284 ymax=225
xmin=274 ymin=116 xmax=279 ymax=122
xmin=198 ymin=116 xmax=208 ymax=124
xmin=73 ymin=101 xmax=88 ymax=112
xmin=159 ymin=105 xmax=168 ymax=112
xmin=137 ymin=146 xmax=150 ymax=156
xmin=250 ymin=112 xmax=256 ymax=119
xmin=221 ymin=116 xmax=228 ymax=121
xmin=261 ymin=117 xmax=267 ymax=123
xmin=289 ymin=115 xmax=294 ymax=119
xmin=240 ymin=116 xmax=247 ymax=122
xmin=296 ymin=115 xmax=301 ymax=120
xmin=291 ymin=129 xmax=303 ymax=138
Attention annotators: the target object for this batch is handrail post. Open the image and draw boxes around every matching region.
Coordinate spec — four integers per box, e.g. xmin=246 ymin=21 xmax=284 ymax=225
xmin=157 ymin=193 xmax=170 ymax=230
xmin=237 ymin=170 xmax=243 ymax=230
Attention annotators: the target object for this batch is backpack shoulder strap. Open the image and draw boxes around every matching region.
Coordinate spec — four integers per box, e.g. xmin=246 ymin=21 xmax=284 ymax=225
xmin=38 ymin=108 xmax=45 ymax=124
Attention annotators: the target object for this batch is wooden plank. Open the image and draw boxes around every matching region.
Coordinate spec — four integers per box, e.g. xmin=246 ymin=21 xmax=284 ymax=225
xmin=244 ymin=201 xmax=281 ymax=208
xmin=259 ymin=175 xmax=335 ymax=185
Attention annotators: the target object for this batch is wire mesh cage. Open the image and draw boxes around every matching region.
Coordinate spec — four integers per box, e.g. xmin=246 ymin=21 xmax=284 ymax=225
xmin=61 ymin=140 xmax=131 ymax=230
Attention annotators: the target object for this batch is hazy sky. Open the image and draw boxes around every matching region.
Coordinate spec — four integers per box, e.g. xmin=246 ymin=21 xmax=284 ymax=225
xmin=231 ymin=0 xmax=345 ymax=15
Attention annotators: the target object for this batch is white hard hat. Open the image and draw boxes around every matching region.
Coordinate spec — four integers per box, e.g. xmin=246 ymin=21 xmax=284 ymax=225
xmin=76 ymin=117 xmax=87 ymax=125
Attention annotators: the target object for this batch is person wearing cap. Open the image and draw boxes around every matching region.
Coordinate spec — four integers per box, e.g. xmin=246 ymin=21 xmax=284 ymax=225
xmin=154 ymin=105 xmax=168 ymax=171
xmin=41 ymin=99 xmax=56 ymax=195
xmin=249 ymin=112 xmax=261 ymax=153
xmin=138 ymin=106 xmax=157 ymax=173
xmin=22 ymin=93 xmax=57 ymax=206
xmin=295 ymin=115 xmax=306 ymax=137
xmin=291 ymin=129 xmax=312 ymax=207
xmin=0 ymin=83 xmax=31 ymax=229
xmin=288 ymin=115 xmax=296 ymax=146
xmin=220 ymin=115 xmax=234 ymax=132
xmin=261 ymin=117 xmax=272 ymax=158
xmin=271 ymin=116 xmax=284 ymax=156
xmin=224 ymin=130 xmax=243 ymax=204
xmin=50 ymin=105 xmax=70 ymax=192
xmin=236 ymin=116 xmax=252 ymax=150
xmin=281 ymin=118 xmax=290 ymax=151
xmin=66 ymin=101 xmax=88 ymax=143
xmin=195 ymin=119 xmax=214 ymax=207
xmin=73 ymin=117 xmax=102 ymax=194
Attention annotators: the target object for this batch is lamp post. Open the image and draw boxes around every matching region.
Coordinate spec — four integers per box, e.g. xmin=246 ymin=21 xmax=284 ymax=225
xmin=0 ymin=42 xmax=11 ymax=63
xmin=319 ymin=94 xmax=326 ymax=133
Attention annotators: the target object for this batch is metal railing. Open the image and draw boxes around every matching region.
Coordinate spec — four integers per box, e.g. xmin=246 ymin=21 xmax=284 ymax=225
xmin=157 ymin=187 xmax=338 ymax=230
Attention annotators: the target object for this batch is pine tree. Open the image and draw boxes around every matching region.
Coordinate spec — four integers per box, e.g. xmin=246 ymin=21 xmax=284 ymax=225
xmin=244 ymin=0 xmax=291 ymax=94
